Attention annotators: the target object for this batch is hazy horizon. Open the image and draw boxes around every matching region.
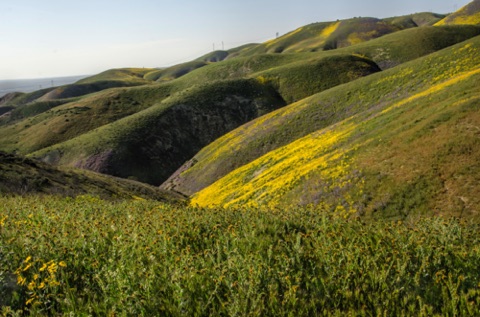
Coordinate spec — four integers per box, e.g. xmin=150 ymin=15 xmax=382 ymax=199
xmin=1 ymin=0 xmax=472 ymax=80
xmin=0 ymin=74 xmax=89 ymax=97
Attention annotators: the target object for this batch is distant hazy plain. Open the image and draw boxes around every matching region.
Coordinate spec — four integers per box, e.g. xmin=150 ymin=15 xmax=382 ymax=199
xmin=0 ymin=75 xmax=88 ymax=98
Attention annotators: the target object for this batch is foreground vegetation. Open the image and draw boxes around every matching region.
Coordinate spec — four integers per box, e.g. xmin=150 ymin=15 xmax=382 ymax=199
xmin=1 ymin=195 xmax=480 ymax=316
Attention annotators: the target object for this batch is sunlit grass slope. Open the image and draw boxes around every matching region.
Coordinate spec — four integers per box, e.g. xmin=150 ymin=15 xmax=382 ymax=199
xmin=435 ymin=0 xmax=480 ymax=26
xmin=2 ymin=197 xmax=480 ymax=315
xmin=233 ymin=13 xmax=444 ymax=57
xmin=237 ymin=18 xmax=403 ymax=56
xmin=187 ymin=37 xmax=480 ymax=219
xmin=0 ymin=152 xmax=181 ymax=201
xmin=165 ymin=34 xmax=480 ymax=197
xmin=30 ymin=79 xmax=286 ymax=185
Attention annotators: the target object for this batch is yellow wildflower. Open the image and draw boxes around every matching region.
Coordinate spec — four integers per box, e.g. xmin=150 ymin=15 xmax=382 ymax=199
xmin=22 ymin=263 xmax=32 ymax=272
xmin=17 ymin=275 xmax=26 ymax=286
xmin=25 ymin=297 xmax=35 ymax=305
xmin=27 ymin=281 xmax=36 ymax=291
xmin=47 ymin=262 xmax=58 ymax=275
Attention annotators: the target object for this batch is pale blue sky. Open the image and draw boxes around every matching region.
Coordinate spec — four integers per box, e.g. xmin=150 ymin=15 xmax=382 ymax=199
xmin=0 ymin=0 xmax=472 ymax=79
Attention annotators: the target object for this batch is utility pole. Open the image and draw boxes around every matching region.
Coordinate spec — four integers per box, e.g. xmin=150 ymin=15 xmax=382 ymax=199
xmin=222 ymin=41 xmax=224 ymax=50
xmin=213 ymin=43 xmax=215 ymax=51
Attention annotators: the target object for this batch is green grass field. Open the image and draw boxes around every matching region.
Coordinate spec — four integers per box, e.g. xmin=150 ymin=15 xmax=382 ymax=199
xmin=1 ymin=196 xmax=480 ymax=316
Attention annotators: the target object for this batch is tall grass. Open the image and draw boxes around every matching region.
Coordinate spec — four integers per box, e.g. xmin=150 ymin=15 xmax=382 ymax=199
xmin=1 ymin=195 xmax=479 ymax=316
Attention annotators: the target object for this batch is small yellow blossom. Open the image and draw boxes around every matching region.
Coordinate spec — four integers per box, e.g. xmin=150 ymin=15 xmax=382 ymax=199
xmin=25 ymin=297 xmax=35 ymax=305
xmin=17 ymin=275 xmax=26 ymax=286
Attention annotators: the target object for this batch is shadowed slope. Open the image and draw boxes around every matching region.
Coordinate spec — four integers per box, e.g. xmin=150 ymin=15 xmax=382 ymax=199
xmin=0 ymin=152 xmax=182 ymax=201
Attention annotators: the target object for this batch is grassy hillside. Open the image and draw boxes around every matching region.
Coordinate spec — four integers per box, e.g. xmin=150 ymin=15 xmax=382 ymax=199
xmin=254 ymin=54 xmax=380 ymax=104
xmin=236 ymin=17 xmax=406 ymax=56
xmin=0 ymin=152 xmax=181 ymax=201
xmin=385 ymin=12 xmax=445 ymax=28
xmin=30 ymin=79 xmax=286 ymax=185
xmin=165 ymin=33 xmax=480 ymax=197
xmin=435 ymin=0 xmax=480 ymax=26
xmin=0 ymin=51 xmax=390 ymax=182
xmin=340 ymin=25 xmax=480 ymax=69
xmin=171 ymin=36 xmax=480 ymax=220
xmin=0 ymin=83 xmax=181 ymax=154
xmin=77 ymin=68 xmax=155 ymax=84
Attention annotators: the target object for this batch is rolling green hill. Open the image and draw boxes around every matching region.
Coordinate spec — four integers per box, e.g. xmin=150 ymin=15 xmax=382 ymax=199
xmin=30 ymin=79 xmax=286 ymax=185
xmin=0 ymin=83 xmax=181 ymax=154
xmin=77 ymin=68 xmax=155 ymax=84
xmin=232 ymin=13 xmax=444 ymax=57
xmin=164 ymin=34 xmax=480 ymax=197
xmin=435 ymin=0 xmax=480 ymax=26
xmin=234 ymin=18 xmax=403 ymax=55
xmin=168 ymin=36 xmax=480 ymax=220
xmin=27 ymin=68 xmax=159 ymax=102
